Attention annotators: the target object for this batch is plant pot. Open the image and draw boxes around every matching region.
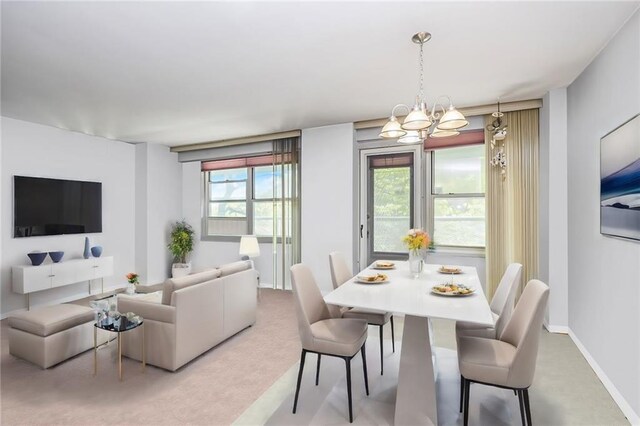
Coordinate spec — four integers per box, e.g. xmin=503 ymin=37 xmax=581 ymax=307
xmin=172 ymin=263 xmax=192 ymax=278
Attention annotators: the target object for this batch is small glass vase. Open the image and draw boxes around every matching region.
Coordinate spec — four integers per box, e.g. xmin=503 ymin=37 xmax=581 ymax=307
xmin=408 ymin=249 xmax=424 ymax=278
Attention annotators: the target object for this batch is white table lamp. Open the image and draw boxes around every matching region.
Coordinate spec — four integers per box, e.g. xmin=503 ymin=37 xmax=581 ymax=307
xmin=239 ymin=235 xmax=260 ymax=259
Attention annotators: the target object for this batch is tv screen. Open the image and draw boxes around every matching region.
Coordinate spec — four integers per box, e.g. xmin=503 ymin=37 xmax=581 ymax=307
xmin=14 ymin=176 xmax=102 ymax=238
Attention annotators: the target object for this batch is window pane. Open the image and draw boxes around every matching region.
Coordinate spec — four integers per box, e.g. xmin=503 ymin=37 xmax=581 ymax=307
xmin=208 ymin=168 xmax=247 ymax=200
xmin=209 ymin=182 xmax=246 ymax=200
xmin=254 ymin=165 xmax=290 ymax=199
xmin=433 ymin=145 xmax=485 ymax=194
xmin=373 ymin=167 xmax=411 ymax=253
xmin=208 ymin=168 xmax=247 ymax=183
xmin=433 ymin=197 xmax=485 ymax=247
xmin=209 ymin=201 xmax=246 ymax=218
xmin=253 ymin=200 xmax=292 ymax=237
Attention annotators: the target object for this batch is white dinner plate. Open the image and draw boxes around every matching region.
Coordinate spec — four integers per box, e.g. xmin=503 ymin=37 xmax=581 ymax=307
xmin=431 ymin=285 xmax=475 ymax=296
xmin=355 ymin=278 xmax=390 ymax=284
xmin=438 ymin=267 xmax=463 ymax=274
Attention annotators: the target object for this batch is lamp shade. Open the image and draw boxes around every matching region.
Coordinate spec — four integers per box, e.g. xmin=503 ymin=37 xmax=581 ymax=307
xmin=398 ymin=130 xmax=423 ymax=144
xmin=429 ymin=126 xmax=460 ymax=138
xmin=401 ymin=105 xmax=433 ymax=130
xmin=437 ymin=106 xmax=469 ymax=130
xmin=239 ymin=235 xmax=260 ymax=258
xmin=379 ymin=116 xmax=407 ymax=139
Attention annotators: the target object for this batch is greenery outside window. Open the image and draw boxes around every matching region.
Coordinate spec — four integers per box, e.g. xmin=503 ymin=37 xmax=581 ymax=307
xmin=204 ymin=165 xmax=292 ymax=239
xmin=430 ymin=144 xmax=485 ymax=248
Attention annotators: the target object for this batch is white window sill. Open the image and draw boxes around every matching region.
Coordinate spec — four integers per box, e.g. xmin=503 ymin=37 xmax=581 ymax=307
xmin=427 ymin=247 xmax=485 ymax=258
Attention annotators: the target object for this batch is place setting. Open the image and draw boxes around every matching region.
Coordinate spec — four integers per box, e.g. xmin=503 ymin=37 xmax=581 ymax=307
xmin=354 ymin=272 xmax=390 ymax=284
xmin=432 ymin=264 xmax=475 ymax=297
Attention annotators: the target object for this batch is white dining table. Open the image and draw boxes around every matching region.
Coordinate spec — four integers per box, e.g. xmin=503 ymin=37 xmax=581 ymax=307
xmin=324 ymin=261 xmax=494 ymax=426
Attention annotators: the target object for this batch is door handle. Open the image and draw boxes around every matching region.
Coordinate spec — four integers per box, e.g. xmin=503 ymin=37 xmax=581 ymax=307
xmin=360 ymin=224 xmax=364 ymax=238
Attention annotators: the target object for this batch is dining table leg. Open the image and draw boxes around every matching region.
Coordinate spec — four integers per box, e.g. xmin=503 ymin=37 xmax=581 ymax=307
xmin=394 ymin=314 xmax=437 ymax=426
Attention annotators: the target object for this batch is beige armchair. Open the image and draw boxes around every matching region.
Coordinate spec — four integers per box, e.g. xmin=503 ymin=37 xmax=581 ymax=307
xmin=329 ymin=251 xmax=395 ymax=375
xmin=290 ymin=264 xmax=369 ymax=423
xmin=456 ymin=263 xmax=522 ymax=340
xmin=458 ymin=279 xmax=549 ymax=426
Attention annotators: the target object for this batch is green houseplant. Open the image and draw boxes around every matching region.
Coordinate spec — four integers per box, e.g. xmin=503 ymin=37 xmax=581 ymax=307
xmin=168 ymin=220 xmax=194 ymax=278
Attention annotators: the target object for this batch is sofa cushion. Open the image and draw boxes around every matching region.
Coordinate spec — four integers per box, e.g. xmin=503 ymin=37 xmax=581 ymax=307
xmin=8 ymin=304 xmax=94 ymax=337
xmin=161 ymin=269 xmax=222 ymax=305
xmin=218 ymin=260 xmax=252 ymax=277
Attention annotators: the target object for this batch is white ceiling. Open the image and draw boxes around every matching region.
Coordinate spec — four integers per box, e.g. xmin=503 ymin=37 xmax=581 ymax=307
xmin=1 ymin=1 xmax=638 ymax=147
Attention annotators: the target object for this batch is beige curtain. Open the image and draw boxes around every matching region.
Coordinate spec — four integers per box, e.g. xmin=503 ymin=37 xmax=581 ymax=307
xmin=485 ymin=109 xmax=539 ymax=299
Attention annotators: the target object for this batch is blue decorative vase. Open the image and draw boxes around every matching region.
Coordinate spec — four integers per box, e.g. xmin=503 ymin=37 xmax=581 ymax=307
xmin=83 ymin=237 xmax=91 ymax=259
xmin=48 ymin=251 xmax=65 ymax=263
xmin=91 ymin=246 xmax=103 ymax=258
xmin=27 ymin=252 xmax=47 ymax=266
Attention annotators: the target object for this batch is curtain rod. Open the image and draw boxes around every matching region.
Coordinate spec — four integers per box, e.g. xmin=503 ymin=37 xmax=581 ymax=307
xmin=170 ymin=130 xmax=301 ymax=153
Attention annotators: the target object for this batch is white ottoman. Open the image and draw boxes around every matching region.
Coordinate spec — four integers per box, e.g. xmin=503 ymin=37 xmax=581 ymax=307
xmin=8 ymin=304 xmax=107 ymax=369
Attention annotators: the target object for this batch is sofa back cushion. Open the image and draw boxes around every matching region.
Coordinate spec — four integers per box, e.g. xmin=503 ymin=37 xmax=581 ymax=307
xmin=218 ymin=260 xmax=252 ymax=277
xmin=162 ymin=269 xmax=222 ymax=305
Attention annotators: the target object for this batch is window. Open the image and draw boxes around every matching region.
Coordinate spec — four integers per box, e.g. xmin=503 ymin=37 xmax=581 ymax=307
xmin=430 ymin=145 xmax=485 ymax=248
xmin=204 ymin=165 xmax=292 ymax=238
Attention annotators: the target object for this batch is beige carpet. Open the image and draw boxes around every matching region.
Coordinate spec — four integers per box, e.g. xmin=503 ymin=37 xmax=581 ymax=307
xmin=0 ymin=289 xmax=301 ymax=426
xmin=1 ymin=290 xmax=630 ymax=425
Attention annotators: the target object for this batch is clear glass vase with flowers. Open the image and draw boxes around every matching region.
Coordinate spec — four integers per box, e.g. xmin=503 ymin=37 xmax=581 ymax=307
xmin=402 ymin=229 xmax=430 ymax=278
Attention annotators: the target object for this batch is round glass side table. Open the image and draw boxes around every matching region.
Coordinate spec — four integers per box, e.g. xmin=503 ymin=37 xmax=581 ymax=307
xmin=94 ymin=313 xmax=145 ymax=381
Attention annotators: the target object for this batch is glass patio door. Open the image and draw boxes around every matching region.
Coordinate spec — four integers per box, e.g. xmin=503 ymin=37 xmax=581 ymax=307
xmin=359 ymin=149 xmax=418 ymax=267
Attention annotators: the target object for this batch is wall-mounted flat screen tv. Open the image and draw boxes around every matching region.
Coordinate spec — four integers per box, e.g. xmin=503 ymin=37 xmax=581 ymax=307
xmin=14 ymin=176 xmax=102 ymax=238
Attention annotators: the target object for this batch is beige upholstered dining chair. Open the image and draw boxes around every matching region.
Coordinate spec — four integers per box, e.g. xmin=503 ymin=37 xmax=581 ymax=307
xmin=458 ymin=279 xmax=549 ymax=426
xmin=290 ymin=264 xmax=370 ymax=423
xmin=329 ymin=251 xmax=395 ymax=375
xmin=456 ymin=263 xmax=523 ymax=340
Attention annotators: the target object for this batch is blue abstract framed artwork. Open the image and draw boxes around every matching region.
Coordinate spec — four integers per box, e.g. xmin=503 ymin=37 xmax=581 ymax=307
xmin=600 ymin=114 xmax=640 ymax=241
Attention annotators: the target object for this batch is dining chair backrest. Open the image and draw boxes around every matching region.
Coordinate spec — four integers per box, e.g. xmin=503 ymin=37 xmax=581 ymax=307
xmin=499 ymin=279 xmax=549 ymax=388
xmin=491 ymin=263 xmax=523 ymax=337
xmin=290 ymin=264 xmax=332 ymax=348
xmin=329 ymin=251 xmax=352 ymax=289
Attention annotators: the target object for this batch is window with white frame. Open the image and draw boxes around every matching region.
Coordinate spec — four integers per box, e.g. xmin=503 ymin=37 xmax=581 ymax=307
xmin=429 ymin=144 xmax=485 ymax=248
xmin=204 ymin=165 xmax=292 ymax=238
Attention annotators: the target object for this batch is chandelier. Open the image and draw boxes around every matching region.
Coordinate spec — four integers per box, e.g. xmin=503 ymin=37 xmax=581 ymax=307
xmin=379 ymin=32 xmax=469 ymax=144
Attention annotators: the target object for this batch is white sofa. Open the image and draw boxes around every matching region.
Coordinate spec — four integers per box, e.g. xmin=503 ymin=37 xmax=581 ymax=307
xmin=118 ymin=260 xmax=257 ymax=371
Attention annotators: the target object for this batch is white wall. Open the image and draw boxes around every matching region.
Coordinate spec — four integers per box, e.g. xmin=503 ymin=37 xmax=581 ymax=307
xmin=539 ymin=88 xmax=569 ymax=331
xmin=301 ymin=123 xmax=355 ymax=292
xmin=140 ymin=143 xmax=182 ymax=284
xmin=0 ymin=117 xmax=136 ymax=315
xmin=567 ymin=9 xmax=640 ymax=422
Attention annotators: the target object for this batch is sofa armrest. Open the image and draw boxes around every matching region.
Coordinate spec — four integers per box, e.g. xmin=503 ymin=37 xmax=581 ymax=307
xmin=135 ymin=282 xmax=164 ymax=293
xmin=117 ymin=298 xmax=176 ymax=324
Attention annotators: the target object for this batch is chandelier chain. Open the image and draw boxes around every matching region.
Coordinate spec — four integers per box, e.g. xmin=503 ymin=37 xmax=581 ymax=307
xmin=418 ymin=42 xmax=424 ymax=102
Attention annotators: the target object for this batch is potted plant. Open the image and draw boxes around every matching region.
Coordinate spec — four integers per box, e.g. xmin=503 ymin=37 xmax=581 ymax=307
xmin=168 ymin=220 xmax=194 ymax=278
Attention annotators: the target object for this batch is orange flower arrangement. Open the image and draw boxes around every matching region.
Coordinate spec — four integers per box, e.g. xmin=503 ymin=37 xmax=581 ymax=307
xmin=402 ymin=229 xmax=430 ymax=253
xmin=126 ymin=273 xmax=139 ymax=285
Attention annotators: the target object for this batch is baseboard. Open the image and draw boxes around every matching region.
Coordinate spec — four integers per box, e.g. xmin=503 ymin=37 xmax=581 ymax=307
xmin=568 ymin=328 xmax=640 ymax=425
xmin=0 ymin=285 xmax=126 ymax=320
xmin=543 ymin=321 xmax=569 ymax=334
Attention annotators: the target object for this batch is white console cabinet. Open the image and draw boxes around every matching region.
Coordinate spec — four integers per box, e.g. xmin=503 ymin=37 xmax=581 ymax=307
xmin=13 ymin=257 xmax=114 ymax=308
